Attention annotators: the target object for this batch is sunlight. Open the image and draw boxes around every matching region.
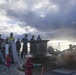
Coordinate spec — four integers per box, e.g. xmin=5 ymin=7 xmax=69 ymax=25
xmin=48 ymin=40 xmax=76 ymax=51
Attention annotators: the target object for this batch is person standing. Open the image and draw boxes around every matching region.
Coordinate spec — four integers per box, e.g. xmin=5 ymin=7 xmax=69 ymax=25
xmin=0 ymin=34 xmax=4 ymax=50
xmin=0 ymin=34 xmax=4 ymax=63
xmin=30 ymin=35 xmax=36 ymax=54
xmin=37 ymin=35 xmax=42 ymax=40
xmin=16 ymin=38 xmax=21 ymax=56
xmin=8 ymin=32 xmax=15 ymax=54
xmin=8 ymin=33 xmax=15 ymax=63
xmin=30 ymin=35 xmax=35 ymax=41
xmin=21 ymin=33 xmax=29 ymax=58
xmin=8 ymin=33 xmax=15 ymax=41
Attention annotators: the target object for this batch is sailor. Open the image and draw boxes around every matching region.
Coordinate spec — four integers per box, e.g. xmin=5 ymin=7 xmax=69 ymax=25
xmin=37 ymin=35 xmax=42 ymax=40
xmin=8 ymin=32 xmax=15 ymax=53
xmin=8 ymin=33 xmax=15 ymax=63
xmin=0 ymin=34 xmax=4 ymax=49
xmin=0 ymin=34 xmax=4 ymax=63
xmin=30 ymin=35 xmax=36 ymax=54
xmin=8 ymin=33 xmax=15 ymax=41
xmin=30 ymin=35 xmax=35 ymax=41
xmin=21 ymin=33 xmax=29 ymax=58
xmin=16 ymin=38 xmax=21 ymax=56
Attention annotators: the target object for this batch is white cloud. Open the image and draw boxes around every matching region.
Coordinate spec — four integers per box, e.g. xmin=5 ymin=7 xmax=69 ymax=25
xmin=0 ymin=0 xmax=6 ymax=4
xmin=0 ymin=0 xmax=76 ymax=43
xmin=32 ymin=0 xmax=59 ymax=16
xmin=9 ymin=0 xmax=28 ymax=10
xmin=0 ymin=21 xmax=37 ymax=35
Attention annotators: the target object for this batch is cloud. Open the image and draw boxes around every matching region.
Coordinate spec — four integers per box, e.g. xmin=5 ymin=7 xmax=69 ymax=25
xmin=0 ymin=0 xmax=76 ymax=41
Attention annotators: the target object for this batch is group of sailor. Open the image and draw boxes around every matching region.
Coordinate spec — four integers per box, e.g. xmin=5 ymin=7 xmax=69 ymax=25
xmin=0 ymin=33 xmax=42 ymax=62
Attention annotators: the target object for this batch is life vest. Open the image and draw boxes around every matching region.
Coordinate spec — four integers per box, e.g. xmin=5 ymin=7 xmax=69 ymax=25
xmin=8 ymin=37 xmax=15 ymax=41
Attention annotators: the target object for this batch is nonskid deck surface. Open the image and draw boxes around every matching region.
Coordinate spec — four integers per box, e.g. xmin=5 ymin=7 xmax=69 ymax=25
xmin=51 ymin=68 xmax=76 ymax=75
xmin=0 ymin=60 xmax=76 ymax=75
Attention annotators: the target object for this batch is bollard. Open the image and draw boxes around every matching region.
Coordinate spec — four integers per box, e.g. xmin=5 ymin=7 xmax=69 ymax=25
xmin=25 ymin=58 xmax=33 ymax=75
xmin=25 ymin=57 xmax=44 ymax=75
xmin=5 ymin=54 xmax=12 ymax=70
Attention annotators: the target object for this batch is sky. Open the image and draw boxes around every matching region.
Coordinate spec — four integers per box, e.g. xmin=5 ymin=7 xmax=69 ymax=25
xmin=0 ymin=0 xmax=76 ymax=50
